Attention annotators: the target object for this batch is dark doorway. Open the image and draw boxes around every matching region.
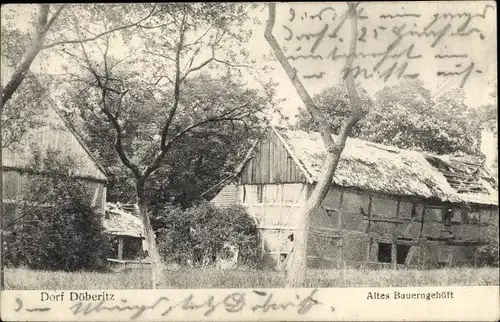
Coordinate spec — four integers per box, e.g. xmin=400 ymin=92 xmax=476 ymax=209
xmin=397 ymin=245 xmax=411 ymax=264
xmin=377 ymin=243 xmax=392 ymax=263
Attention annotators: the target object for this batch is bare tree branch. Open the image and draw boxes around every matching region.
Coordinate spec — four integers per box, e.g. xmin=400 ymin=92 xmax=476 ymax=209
xmin=151 ymin=75 xmax=174 ymax=86
xmin=336 ymin=2 xmax=367 ymax=144
xmin=43 ymin=4 xmax=67 ymax=33
xmin=181 ymin=57 xmax=214 ymax=82
xmin=74 ymin=25 xmax=140 ymax=179
xmin=184 ymin=19 xmax=220 ymax=48
xmin=158 ymin=13 xmax=186 ymax=150
xmin=264 ymin=3 xmax=335 ymax=151
xmin=41 ymin=4 xmax=157 ymax=50
xmin=144 ymin=50 xmax=176 ymax=63
xmin=182 ymin=52 xmax=255 ymax=82
xmin=213 ymin=58 xmax=255 ymax=69
xmin=99 ymin=89 xmax=141 ymax=178
xmin=109 ymin=50 xmax=138 ymax=71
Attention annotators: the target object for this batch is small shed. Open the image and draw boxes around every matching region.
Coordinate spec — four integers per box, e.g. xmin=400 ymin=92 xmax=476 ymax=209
xmin=103 ymin=202 xmax=147 ymax=261
xmin=212 ymin=128 xmax=498 ymax=269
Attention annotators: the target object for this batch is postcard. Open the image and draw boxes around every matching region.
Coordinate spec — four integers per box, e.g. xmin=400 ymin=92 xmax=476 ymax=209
xmin=1 ymin=2 xmax=498 ymax=321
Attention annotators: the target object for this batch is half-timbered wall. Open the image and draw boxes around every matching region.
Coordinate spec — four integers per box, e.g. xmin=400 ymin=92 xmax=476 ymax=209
xmin=308 ymin=184 xmax=494 ymax=268
xmin=238 ymin=183 xmax=308 ymax=267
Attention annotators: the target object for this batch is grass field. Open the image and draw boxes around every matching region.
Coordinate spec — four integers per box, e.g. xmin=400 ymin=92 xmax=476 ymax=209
xmin=4 ymin=266 xmax=499 ymax=289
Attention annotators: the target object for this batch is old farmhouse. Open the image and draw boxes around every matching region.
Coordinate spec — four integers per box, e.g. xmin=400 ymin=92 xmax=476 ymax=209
xmin=212 ymin=128 xmax=498 ymax=269
xmin=1 ymin=60 xmax=107 ymax=233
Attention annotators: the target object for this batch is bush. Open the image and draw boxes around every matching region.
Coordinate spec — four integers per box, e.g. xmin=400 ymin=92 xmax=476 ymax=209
xmin=4 ymin=149 xmax=112 ymax=271
xmin=155 ymin=202 xmax=262 ymax=267
xmin=477 ymin=217 xmax=499 ymax=267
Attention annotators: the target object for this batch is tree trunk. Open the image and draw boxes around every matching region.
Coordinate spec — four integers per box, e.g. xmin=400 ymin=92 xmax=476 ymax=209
xmin=136 ymin=183 xmax=163 ymax=289
xmin=286 ymin=149 xmax=344 ymax=287
xmin=265 ymin=2 xmax=364 ymax=287
xmin=1 ymin=5 xmax=50 ymax=111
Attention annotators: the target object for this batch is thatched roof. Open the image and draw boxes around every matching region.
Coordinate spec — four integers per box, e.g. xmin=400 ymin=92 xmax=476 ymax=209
xmin=1 ymin=59 xmax=107 ymax=182
xmin=104 ymin=203 xmax=145 ymax=238
xmin=424 ymin=153 xmax=498 ymax=206
xmin=274 ymin=128 xmax=498 ymax=206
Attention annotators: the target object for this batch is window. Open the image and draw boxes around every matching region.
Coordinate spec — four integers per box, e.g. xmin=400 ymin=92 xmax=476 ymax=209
xmin=396 ymin=245 xmax=411 ymax=264
xmin=377 ymin=243 xmax=392 ymax=263
xmin=480 ymin=210 xmax=491 ymax=225
xmin=377 ymin=243 xmax=412 ymax=264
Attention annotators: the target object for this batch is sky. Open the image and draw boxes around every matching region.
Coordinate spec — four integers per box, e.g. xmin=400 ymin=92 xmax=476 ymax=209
xmin=1 ymin=2 xmax=497 ymax=125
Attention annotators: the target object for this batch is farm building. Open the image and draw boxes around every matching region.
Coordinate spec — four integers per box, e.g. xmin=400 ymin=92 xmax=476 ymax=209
xmin=212 ymin=128 xmax=498 ymax=269
xmin=104 ymin=203 xmax=147 ymax=261
xmin=1 ymin=60 xmax=107 ymax=232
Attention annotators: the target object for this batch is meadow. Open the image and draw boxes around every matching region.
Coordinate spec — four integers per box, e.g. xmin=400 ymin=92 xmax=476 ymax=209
xmin=4 ymin=266 xmax=499 ymax=290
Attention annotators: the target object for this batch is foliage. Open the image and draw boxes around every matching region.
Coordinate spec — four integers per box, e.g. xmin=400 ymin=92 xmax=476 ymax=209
xmin=0 ymin=72 xmax=47 ymax=149
xmin=477 ymin=217 xmax=499 ymax=267
xmin=64 ymin=73 xmax=269 ymax=208
xmin=155 ymin=202 xmax=262 ymax=267
xmin=3 ymin=149 xmax=112 ymax=271
xmin=0 ymin=4 xmax=159 ymax=107
xmin=295 ymin=80 xmax=483 ymax=155
xmin=0 ymin=36 xmax=47 ymax=149
xmin=478 ymin=80 xmax=498 ymax=177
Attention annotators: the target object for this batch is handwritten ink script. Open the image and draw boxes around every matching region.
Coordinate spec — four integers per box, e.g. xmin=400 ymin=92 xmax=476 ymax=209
xmin=5 ymin=286 xmax=500 ymax=321
xmin=280 ymin=3 xmax=495 ymax=88
xmin=10 ymin=289 xmax=328 ymax=321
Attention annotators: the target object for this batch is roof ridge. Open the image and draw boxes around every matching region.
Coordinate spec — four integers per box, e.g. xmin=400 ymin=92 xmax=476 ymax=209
xmin=271 ymin=128 xmax=497 ymax=206
xmin=282 ymin=128 xmax=487 ymax=161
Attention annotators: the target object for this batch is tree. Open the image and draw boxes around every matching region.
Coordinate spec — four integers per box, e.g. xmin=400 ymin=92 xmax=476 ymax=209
xmin=1 ymin=4 xmax=158 ymax=288
xmin=56 ymin=3 xmax=269 ymax=288
xmin=1 ymin=4 xmax=158 ymax=109
xmin=478 ymin=80 xmax=498 ymax=177
xmin=265 ymin=2 xmax=368 ymax=287
xmin=295 ymin=81 xmax=483 ymax=155
xmin=64 ymin=74 xmax=269 ymax=209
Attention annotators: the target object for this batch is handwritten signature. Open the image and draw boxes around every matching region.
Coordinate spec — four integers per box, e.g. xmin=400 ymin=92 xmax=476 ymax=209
xmin=12 ymin=289 xmax=324 ymax=320
xmin=67 ymin=288 xmax=322 ymax=320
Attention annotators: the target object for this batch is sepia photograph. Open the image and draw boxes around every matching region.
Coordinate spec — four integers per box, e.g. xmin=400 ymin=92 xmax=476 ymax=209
xmin=0 ymin=2 xmax=498 ymax=321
